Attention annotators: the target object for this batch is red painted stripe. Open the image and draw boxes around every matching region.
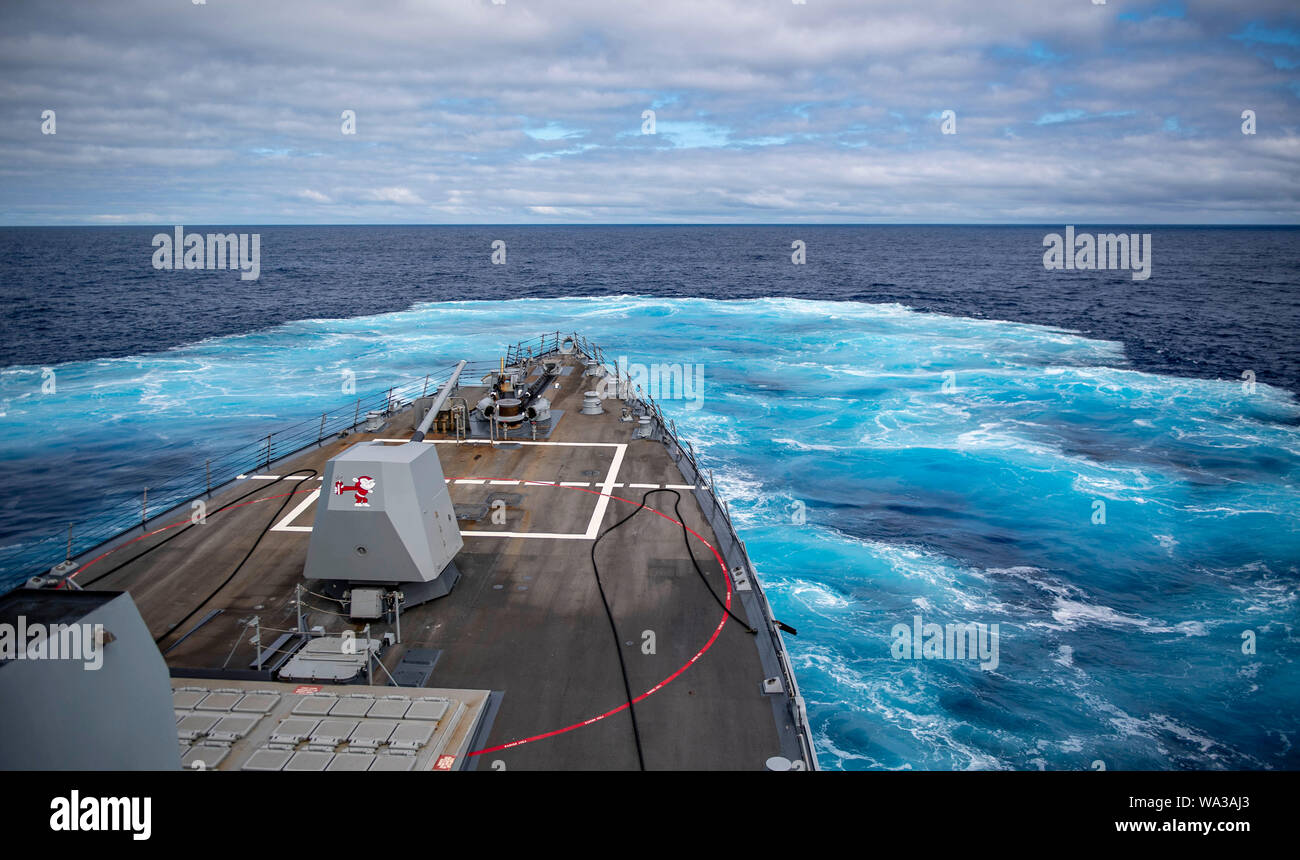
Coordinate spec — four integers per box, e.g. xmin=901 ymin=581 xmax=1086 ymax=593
xmin=69 ymin=488 xmax=317 ymax=581
xmin=70 ymin=475 xmax=735 ymax=758
xmin=462 ymin=481 xmax=733 ymax=756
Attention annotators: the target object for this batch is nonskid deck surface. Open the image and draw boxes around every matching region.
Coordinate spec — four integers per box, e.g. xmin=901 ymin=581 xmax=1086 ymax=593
xmin=77 ymin=354 xmax=786 ymax=769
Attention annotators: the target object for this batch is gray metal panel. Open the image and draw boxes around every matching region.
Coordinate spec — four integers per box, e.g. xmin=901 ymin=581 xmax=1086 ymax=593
xmin=388 ymin=721 xmax=434 ymax=751
xmin=366 ymin=697 xmax=410 ymax=719
xmin=177 ymin=713 xmax=221 ymax=740
xmin=172 ymin=689 xmax=206 ymax=710
xmin=405 ymin=698 xmax=449 ymax=721
xmin=242 ymin=747 xmax=293 ymax=771
xmin=348 ymin=719 xmax=398 ymax=748
xmin=310 ymin=718 xmax=358 ymax=745
xmin=182 ymin=744 xmax=230 ymax=770
xmin=233 ymin=691 xmax=281 ymax=714
xmin=269 ymin=717 xmax=319 ymax=744
xmin=285 ymin=750 xmax=334 ymax=771
xmin=327 ymin=752 xmax=376 ymax=771
xmin=290 ymin=694 xmax=337 ymax=716
xmin=0 ymin=591 xmax=180 ymax=770
xmin=349 ymin=588 xmax=385 ymax=619
xmin=194 ymin=691 xmax=242 ymax=711
xmin=208 ymin=714 xmax=260 ymax=742
xmin=327 ymin=695 xmax=373 ymax=718
xmin=369 ymin=753 xmax=416 ymax=771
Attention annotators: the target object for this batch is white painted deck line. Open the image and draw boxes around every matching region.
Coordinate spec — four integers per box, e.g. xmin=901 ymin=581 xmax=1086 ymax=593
xmin=460 ymin=531 xmax=594 ymax=540
xmin=585 ymin=443 xmax=628 ymax=539
xmin=275 ymin=440 xmax=642 ymax=540
xmin=379 ymin=438 xmax=623 ymax=448
xmin=271 ymin=488 xmax=320 ymax=533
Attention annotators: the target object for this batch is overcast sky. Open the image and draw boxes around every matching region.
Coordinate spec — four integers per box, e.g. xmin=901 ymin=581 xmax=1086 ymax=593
xmin=2 ymin=0 xmax=1298 ymax=224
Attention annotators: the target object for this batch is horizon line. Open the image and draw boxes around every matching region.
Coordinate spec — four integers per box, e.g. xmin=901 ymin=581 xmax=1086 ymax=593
xmin=3 ymin=222 xmax=1299 ymax=228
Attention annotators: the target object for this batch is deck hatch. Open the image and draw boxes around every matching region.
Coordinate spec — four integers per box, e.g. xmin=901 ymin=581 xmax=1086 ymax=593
xmin=291 ymin=694 xmax=337 ymax=716
xmin=269 ymin=717 xmax=320 ymax=745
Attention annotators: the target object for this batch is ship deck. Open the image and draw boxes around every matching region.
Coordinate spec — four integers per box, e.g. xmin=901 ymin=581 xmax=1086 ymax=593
xmin=75 ymin=353 xmax=796 ymax=770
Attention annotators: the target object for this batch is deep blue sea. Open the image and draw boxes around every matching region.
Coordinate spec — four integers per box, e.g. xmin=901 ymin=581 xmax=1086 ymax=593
xmin=1 ymin=226 xmax=1298 ymax=770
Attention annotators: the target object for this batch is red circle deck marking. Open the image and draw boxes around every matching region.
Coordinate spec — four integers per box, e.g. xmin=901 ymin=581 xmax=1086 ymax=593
xmin=458 ymin=479 xmax=734 ymax=757
xmin=68 ymin=477 xmax=736 ymax=757
xmin=69 ymin=488 xmax=318 ymax=582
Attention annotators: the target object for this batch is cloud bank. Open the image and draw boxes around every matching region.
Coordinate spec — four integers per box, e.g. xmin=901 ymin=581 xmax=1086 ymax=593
xmin=1 ymin=0 xmax=1298 ymax=223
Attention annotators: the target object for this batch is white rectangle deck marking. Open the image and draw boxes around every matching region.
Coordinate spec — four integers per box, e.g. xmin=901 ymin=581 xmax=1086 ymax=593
xmin=380 ymin=438 xmax=626 ymax=449
xmin=489 ymin=480 xmax=520 ymax=485
xmin=277 ymin=440 xmax=632 ymax=540
xmin=272 ymin=489 xmax=320 ymax=533
xmin=665 ymin=484 xmax=696 ymax=490
xmin=627 ymin=483 xmax=659 ymax=489
xmin=584 ymin=443 xmax=627 ymax=539
xmin=458 ymin=531 xmax=597 ymax=541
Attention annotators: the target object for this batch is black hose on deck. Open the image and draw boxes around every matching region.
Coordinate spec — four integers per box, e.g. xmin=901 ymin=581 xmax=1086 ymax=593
xmin=78 ymin=470 xmax=319 ymax=589
xmin=153 ymin=470 xmax=319 ymax=645
xmin=589 ymin=487 xmax=760 ymax=772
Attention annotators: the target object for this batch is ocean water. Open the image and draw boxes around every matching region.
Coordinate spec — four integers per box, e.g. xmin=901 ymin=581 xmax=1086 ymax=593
xmin=1 ymin=227 xmax=1298 ymax=770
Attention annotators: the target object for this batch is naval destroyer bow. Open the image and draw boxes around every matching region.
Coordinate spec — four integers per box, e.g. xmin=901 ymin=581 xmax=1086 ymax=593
xmin=0 ymin=333 xmax=815 ymax=772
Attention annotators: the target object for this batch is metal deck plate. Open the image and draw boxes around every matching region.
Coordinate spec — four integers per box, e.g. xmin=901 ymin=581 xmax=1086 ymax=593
xmin=285 ymin=750 xmax=334 ymax=772
xmin=349 ymin=719 xmax=398 ymax=747
xmin=177 ymin=714 xmax=221 ymax=740
xmin=368 ymin=754 xmax=416 ymax=772
xmin=242 ymin=747 xmax=293 ymax=771
xmin=327 ymin=752 xmax=377 ymax=771
xmin=172 ymin=689 xmax=206 ymax=710
xmin=194 ymin=691 xmax=242 ymax=711
xmin=208 ymin=714 xmax=260 ymax=742
xmin=233 ymin=692 xmax=281 ymax=714
xmin=310 ymin=718 xmax=359 ymax=745
xmin=328 ymin=696 xmax=374 ymax=718
xmin=182 ymin=744 xmax=230 ymax=770
xmin=269 ymin=717 xmax=320 ymax=745
xmin=291 ymin=695 xmax=337 ymax=716
xmin=405 ymin=699 xmax=449 ymax=721
xmin=366 ymin=697 xmax=411 ymax=719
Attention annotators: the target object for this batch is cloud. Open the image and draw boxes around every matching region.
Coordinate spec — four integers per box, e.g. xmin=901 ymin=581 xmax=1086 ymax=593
xmin=0 ymin=0 xmax=1297 ymax=224
xmin=361 ymin=187 xmax=423 ymax=205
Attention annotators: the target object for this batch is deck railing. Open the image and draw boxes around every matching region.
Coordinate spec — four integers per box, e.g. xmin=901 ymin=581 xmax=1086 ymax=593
xmin=29 ymin=361 xmax=494 ymax=582
xmin=508 ymin=331 xmax=818 ymax=769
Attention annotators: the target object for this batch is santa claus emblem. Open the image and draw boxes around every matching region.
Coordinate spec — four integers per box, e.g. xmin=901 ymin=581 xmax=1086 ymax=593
xmin=334 ymin=475 xmax=376 ymax=506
